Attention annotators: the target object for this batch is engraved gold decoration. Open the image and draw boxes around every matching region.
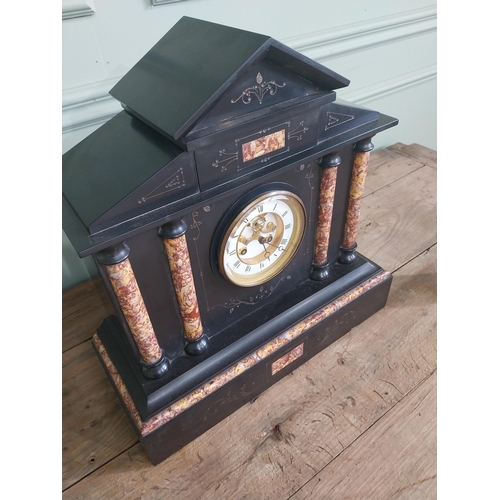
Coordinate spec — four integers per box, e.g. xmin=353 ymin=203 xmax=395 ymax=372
xmin=231 ymin=72 xmax=286 ymax=105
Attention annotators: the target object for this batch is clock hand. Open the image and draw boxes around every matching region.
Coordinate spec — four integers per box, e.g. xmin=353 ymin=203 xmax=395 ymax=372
xmin=259 ymin=241 xmax=271 ymax=259
xmin=266 ymin=241 xmax=286 ymax=251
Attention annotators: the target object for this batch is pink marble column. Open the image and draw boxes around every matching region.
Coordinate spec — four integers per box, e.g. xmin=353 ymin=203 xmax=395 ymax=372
xmin=339 ymin=138 xmax=374 ymax=264
xmin=104 ymin=258 xmax=162 ymax=364
xmin=159 ymin=219 xmax=208 ymax=356
xmin=96 ymin=242 xmax=168 ymax=379
xmin=310 ymin=153 xmax=341 ymax=281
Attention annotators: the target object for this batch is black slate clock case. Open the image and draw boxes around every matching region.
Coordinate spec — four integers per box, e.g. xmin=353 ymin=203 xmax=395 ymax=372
xmin=63 ymin=17 xmax=398 ymax=465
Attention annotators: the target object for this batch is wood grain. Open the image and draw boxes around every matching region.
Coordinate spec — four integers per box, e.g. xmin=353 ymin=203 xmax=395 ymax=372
xmin=358 ymin=165 xmax=436 ymax=272
xmin=291 ymin=371 xmax=437 ymax=500
xmin=62 ymin=277 xmax=114 ymax=352
xmin=364 ymin=147 xmax=427 ymax=195
xmin=388 ymin=142 xmax=437 ymax=170
xmin=62 ymin=341 xmax=138 ymax=490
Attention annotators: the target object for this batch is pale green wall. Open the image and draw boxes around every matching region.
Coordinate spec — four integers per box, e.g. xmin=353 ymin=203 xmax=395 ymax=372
xmin=62 ymin=0 xmax=437 ymax=290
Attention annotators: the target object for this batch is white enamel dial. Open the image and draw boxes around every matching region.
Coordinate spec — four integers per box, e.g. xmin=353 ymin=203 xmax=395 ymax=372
xmin=219 ymin=190 xmax=306 ymax=287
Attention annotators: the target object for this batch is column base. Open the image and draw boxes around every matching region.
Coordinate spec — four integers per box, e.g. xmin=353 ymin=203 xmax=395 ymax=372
xmin=184 ymin=334 xmax=210 ymax=356
xmin=309 ymin=262 xmax=330 ymax=281
xmin=338 ymin=244 xmax=358 ymax=264
xmin=140 ymin=350 xmax=169 ymax=380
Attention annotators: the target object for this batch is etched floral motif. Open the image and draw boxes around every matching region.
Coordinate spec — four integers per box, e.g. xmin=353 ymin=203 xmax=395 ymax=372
xmin=288 ymin=121 xmax=309 ymax=141
xmin=212 ymin=149 xmax=238 ymax=172
xmin=211 ymin=275 xmax=290 ymax=311
xmin=231 ymin=72 xmax=286 ymax=105
xmin=190 ymin=210 xmax=211 ymax=312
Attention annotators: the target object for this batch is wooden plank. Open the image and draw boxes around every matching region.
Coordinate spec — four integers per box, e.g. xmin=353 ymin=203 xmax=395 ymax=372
xmin=62 ymin=340 xmax=138 ymax=490
xmin=357 ymin=165 xmax=436 ymax=272
xmin=62 ymin=277 xmax=115 ymax=352
xmin=291 ymin=371 xmax=437 ymax=500
xmin=62 ymin=244 xmax=436 ymax=499
xmin=364 ymin=147 xmax=426 ymax=196
xmin=388 ymin=143 xmax=437 ymax=169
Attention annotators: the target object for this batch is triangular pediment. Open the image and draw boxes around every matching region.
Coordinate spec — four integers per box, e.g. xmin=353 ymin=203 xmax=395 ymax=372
xmin=62 ymin=111 xmax=199 ymax=236
xmin=185 ymin=56 xmax=333 ymax=142
xmin=109 ymin=17 xmax=350 ymax=147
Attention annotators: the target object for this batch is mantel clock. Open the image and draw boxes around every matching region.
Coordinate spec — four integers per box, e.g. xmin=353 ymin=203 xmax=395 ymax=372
xmin=62 ymin=17 xmax=398 ymax=465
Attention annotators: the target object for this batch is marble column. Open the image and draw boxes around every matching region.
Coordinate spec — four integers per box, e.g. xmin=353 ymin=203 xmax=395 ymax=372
xmin=159 ymin=219 xmax=209 ymax=356
xmin=96 ymin=242 xmax=168 ymax=379
xmin=338 ymin=137 xmax=374 ymax=264
xmin=310 ymin=152 xmax=341 ymax=281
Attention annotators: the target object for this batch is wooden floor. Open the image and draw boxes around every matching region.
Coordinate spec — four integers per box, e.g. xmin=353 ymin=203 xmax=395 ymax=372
xmin=62 ymin=143 xmax=437 ymax=500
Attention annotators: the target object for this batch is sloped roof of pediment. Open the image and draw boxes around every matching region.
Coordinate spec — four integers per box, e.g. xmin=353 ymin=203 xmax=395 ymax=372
xmin=109 ymin=17 xmax=350 ymax=143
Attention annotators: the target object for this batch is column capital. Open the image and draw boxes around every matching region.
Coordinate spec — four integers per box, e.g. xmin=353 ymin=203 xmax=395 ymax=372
xmin=95 ymin=242 xmax=130 ymax=266
xmin=319 ymin=152 xmax=342 ymax=169
xmin=354 ymin=137 xmax=374 ymax=153
xmin=158 ymin=219 xmax=187 ymax=240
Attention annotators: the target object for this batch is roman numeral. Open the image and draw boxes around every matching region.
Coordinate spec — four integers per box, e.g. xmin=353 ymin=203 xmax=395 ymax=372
xmin=285 ymin=223 xmax=291 ymax=230
xmin=233 ymin=261 xmax=241 ymax=268
xmin=245 ymin=265 xmax=251 ymax=273
xmin=282 ymin=210 xmax=288 ymax=217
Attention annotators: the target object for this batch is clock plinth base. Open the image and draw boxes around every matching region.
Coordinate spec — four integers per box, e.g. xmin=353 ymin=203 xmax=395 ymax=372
xmin=93 ymin=252 xmax=392 ymax=465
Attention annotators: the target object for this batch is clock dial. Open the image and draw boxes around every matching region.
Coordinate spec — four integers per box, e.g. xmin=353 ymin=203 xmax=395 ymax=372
xmin=219 ymin=190 xmax=306 ymax=287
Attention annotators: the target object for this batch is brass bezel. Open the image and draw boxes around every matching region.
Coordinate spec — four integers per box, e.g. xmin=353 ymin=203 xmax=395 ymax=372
xmin=219 ymin=190 xmax=306 ymax=287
